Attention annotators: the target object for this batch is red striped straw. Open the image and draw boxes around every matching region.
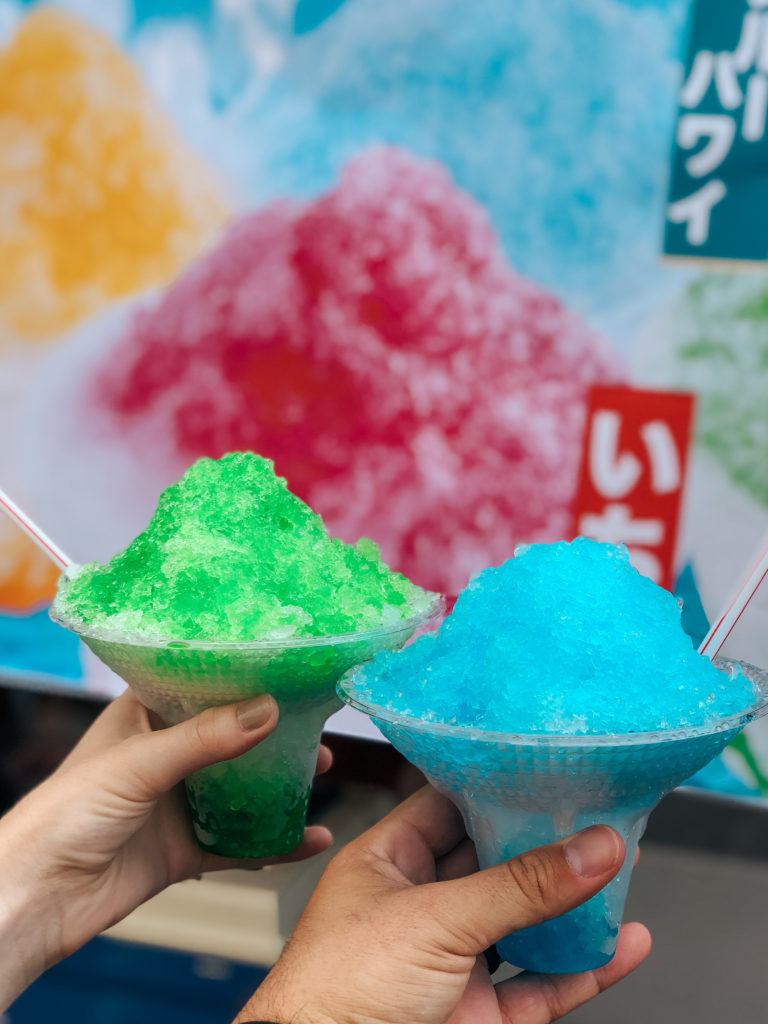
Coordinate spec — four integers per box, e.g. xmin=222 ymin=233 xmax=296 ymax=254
xmin=0 ymin=487 xmax=72 ymax=572
xmin=699 ymin=536 xmax=768 ymax=659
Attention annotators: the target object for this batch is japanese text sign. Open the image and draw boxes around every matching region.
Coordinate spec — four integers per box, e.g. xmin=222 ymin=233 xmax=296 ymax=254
xmin=664 ymin=0 xmax=768 ymax=263
xmin=572 ymin=387 xmax=695 ymax=591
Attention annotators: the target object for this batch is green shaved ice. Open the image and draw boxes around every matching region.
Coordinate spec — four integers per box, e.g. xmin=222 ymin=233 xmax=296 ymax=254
xmin=54 ymin=452 xmax=433 ymax=642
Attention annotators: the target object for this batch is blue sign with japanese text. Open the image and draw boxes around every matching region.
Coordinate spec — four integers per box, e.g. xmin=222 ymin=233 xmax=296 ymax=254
xmin=665 ymin=0 xmax=768 ymax=262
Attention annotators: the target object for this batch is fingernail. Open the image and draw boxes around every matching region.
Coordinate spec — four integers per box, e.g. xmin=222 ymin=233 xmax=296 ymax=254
xmin=564 ymin=826 xmax=622 ymax=878
xmin=236 ymin=694 xmax=276 ymax=731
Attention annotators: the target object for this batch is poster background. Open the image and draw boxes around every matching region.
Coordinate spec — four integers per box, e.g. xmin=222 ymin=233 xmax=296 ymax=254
xmin=0 ymin=0 xmax=766 ymax=776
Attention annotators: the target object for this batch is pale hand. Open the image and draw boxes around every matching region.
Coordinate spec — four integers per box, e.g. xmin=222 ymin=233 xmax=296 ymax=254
xmin=0 ymin=691 xmax=332 ymax=1009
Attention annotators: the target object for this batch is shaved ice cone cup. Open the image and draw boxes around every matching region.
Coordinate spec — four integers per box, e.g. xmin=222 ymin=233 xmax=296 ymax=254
xmin=53 ymin=598 xmax=442 ymax=859
xmin=339 ymin=660 xmax=768 ymax=973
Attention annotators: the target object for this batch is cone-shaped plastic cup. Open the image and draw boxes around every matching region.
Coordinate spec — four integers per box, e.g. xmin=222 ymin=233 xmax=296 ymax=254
xmin=339 ymin=660 xmax=768 ymax=973
xmin=52 ymin=597 xmax=442 ymax=859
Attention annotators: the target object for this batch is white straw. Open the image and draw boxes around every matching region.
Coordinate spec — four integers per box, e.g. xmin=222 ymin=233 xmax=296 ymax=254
xmin=0 ymin=487 xmax=72 ymax=572
xmin=699 ymin=537 xmax=768 ymax=659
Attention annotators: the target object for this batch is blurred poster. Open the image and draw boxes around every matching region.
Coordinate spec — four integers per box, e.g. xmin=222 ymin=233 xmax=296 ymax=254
xmin=0 ymin=0 xmax=766 ymax=786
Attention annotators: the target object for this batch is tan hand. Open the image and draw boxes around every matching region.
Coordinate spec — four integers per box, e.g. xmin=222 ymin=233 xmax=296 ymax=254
xmin=0 ymin=691 xmax=332 ymax=1008
xmin=237 ymin=786 xmax=650 ymax=1024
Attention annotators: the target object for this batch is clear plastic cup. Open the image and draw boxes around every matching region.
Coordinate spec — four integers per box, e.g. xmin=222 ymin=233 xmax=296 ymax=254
xmin=339 ymin=659 xmax=768 ymax=972
xmin=52 ymin=596 xmax=443 ymax=858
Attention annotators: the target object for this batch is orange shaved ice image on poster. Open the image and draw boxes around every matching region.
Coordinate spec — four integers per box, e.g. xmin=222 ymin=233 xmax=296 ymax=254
xmin=0 ymin=521 xmax=59 ymax=611
xmin=0 ymin=8 xmax=229 ymax=344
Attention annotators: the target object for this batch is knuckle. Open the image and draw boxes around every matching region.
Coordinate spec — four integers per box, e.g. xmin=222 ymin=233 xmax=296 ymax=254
xmin=504 ymin=850 xmax=559 ymax=915
xmin=407 ymin=886 xmax=438 ymax=925
xmin=324 ymin=843 xmax=357 ymax=879
xmin=392 ymin=890 xmax=433 ymax=935
xmin=414 ymin=887 xmax=478 ymax=956
xmin=116 ymin=734 xmax=143 ymax=762
xmin=114 ymin=735 xmax=152 ymax=776
xmin=191 ymin=707 xmax=227 ymax=756
xmin=537 ymin=973 xmax=573 ymax=1021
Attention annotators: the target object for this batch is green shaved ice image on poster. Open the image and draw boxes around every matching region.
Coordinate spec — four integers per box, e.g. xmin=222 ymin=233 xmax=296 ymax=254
xmin=668 ymin=275 xmax=768 ymax=507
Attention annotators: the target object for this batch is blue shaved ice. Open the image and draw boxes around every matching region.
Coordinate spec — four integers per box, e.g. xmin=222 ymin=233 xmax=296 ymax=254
xmin=354 ymin=539 xmax=757 ymax=735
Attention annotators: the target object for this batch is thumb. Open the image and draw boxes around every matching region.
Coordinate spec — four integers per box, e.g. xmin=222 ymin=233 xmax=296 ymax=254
xmin=109 ymin=695 xmax=279 ymax=799
xmin=423 ymin=825 xmax=625 ymax=957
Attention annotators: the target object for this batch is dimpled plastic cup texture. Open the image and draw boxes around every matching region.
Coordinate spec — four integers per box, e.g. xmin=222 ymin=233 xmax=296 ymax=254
xmin=55 ymin=613 xmax=440 ymax=859
xmin=52 ymin=452 xmax=438 ymax=858
xmin=339 ymin=540 xmax=768 ymax=972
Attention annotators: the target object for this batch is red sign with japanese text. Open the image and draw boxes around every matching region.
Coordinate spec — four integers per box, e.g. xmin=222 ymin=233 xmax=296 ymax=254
xmin=572 ymin=386 xmax=696 ymax=591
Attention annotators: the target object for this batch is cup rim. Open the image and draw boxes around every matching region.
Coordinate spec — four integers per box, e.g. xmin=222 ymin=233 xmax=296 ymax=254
xmin=50 ymin=593 xmax=445 ymax=652
xmin=338 ymin=658 xmax=768 ymax=747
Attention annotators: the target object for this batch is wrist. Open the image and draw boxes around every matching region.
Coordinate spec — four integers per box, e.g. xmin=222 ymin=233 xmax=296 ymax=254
xmin=0 ymin=815 xmax=63 ymax=1009
xmin=234 ymin=1002 xmax=327 ymax=1024
xmin=234 ymin=986 xmax=338 ymax=1024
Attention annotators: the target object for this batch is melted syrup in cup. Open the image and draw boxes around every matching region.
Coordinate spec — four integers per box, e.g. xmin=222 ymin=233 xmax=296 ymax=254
xmin=339 ymin=659 xmax=768 ymax=973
